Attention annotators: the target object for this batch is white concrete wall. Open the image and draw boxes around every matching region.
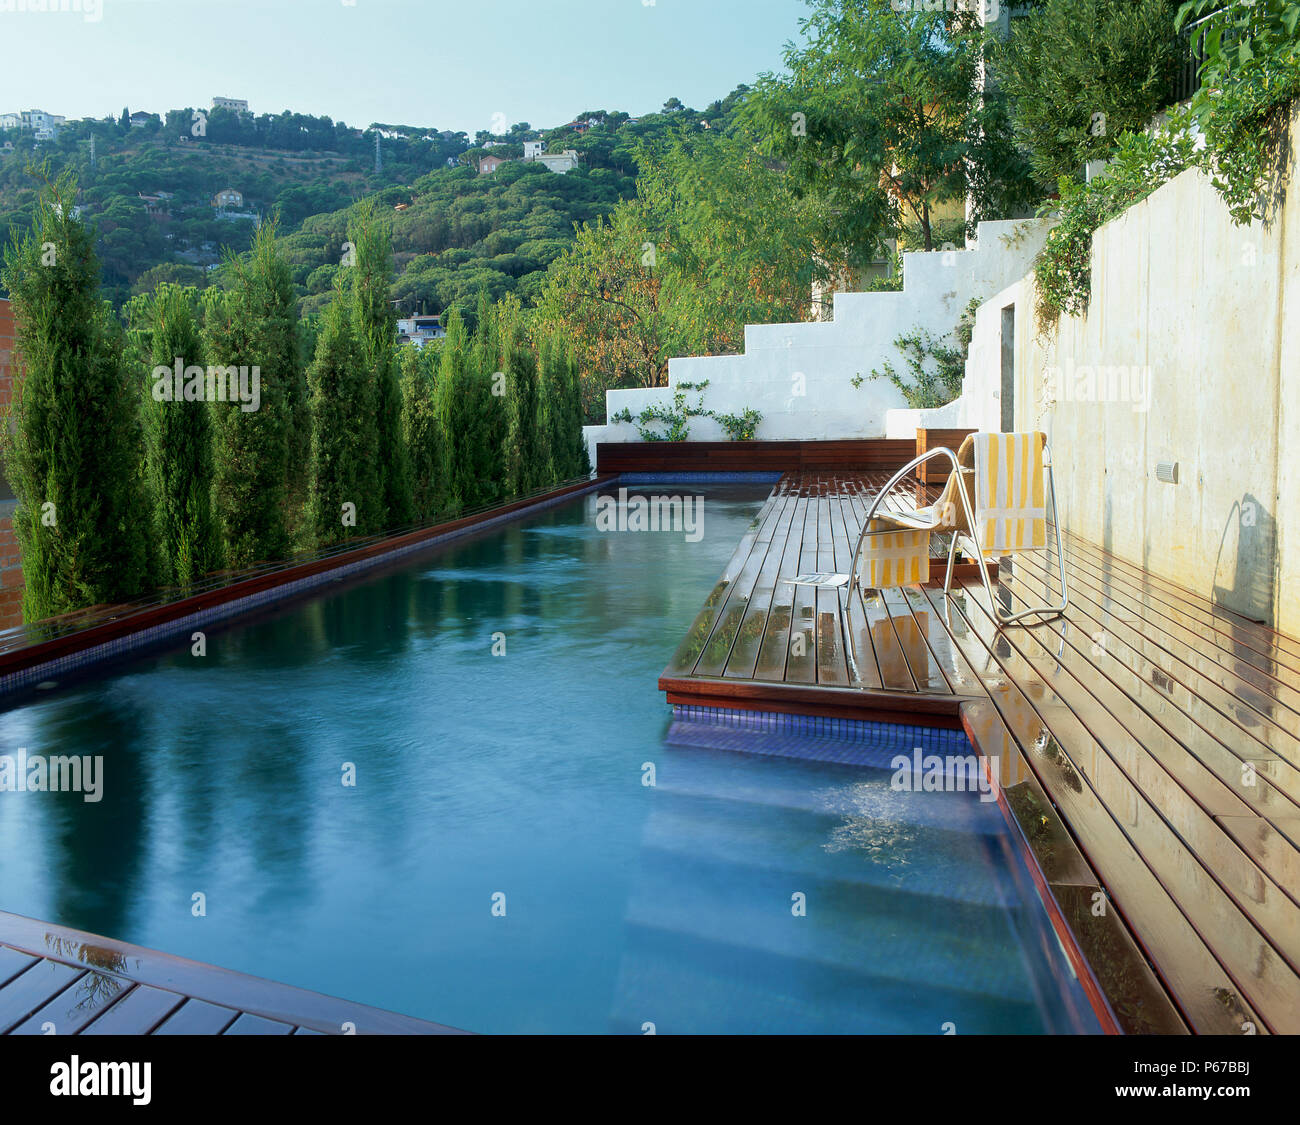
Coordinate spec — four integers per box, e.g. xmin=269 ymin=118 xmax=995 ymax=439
xmin=584 ymin=218 xmax=1054 ymax=465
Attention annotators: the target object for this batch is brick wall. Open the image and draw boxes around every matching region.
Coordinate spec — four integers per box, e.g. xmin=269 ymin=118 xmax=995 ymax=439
xmin=0 ymin=297 xmax=24 ymax=627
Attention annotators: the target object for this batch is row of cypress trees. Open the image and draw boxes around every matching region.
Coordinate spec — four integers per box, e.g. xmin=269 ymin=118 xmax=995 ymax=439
xmin=1 ymin=175 xmax=589 ymax=624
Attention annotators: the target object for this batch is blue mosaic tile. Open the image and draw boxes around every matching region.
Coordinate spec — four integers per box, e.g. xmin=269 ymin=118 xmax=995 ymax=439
xmin=667 ymin=704 xmax=973 ymax=769
xmin=0 ymin=478 xmax=608 ymax=698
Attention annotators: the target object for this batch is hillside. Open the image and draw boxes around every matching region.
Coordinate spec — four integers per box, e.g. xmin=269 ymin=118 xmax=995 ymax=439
xmin=0 ymin=91 xmax=749 ymax=314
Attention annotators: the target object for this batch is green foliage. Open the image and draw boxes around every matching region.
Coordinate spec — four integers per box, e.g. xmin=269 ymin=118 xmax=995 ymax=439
xmin=1033 ymin=125 xmax=1198 ymax=330
xmin=744 ymin=0 xmax=1036 ymax=256
xmin=0 ymin=173 xmax=152 ymax=621
xmin=868 ymin=299 xmax=980 ymax=410
xmin=1178 ymin=0 xmax=1300 ymax=222
xmin=348 ymin=200 xmax=413 ymax=527
xmin=539 ymin=331 xmax=589 ymax=479
xmin=435 ymin=301 xmax=505 ymax=511
xmin=997 ymin=0 xmax=1186 ymax=186
xmin=307 ymin=290 xmax=379 ymax=544
xmin=610 ymin=380 xmax=764 ymax=441
xmin=398 ymin=344 xmax=454 ymax=524
xmin=202 ymin=222 xmax=300 ymax=566
xmin=133 ymin=283 xmax=222 ymax=586
xmin=500 ymin=297 xmax=551 ymax=496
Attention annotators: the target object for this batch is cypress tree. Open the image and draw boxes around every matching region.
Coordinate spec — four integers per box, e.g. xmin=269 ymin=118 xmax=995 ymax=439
xmin=501 ymin=297 xmax=549 ymax=498
xmin=349 ymin=201 xmax=412 ymax=530
xmin=202 ymin=223 xmax=298 ymax=567
xmin=0 ymin=174 xmax=151 ymax=621
xmin=398 ymin=344 xmax=453 ymax=523
xmin=139 ymin=283 xmax=222 ymax=586
xmin=436 ymin=304 xmax=497 ymax=511
xmin=307 ymin=289 xmax=380 ymax=544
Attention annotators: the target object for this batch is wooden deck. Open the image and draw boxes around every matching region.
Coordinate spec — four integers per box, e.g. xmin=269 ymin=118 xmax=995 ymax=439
xmin=660 ymin=471 xmax=1300 ymax=1036
xmin=0 ymin=910 xmax=463 ymax=1035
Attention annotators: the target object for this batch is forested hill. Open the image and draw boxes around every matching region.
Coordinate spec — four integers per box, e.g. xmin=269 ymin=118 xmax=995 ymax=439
xmin=0 ymin=90 xmax=749 ymax=313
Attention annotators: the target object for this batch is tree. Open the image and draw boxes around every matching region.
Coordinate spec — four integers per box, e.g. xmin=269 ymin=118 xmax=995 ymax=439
xmin=745 ymin=0 xmax=1036 ymax=253
xmin=307 ymin=290 xmax=379 ymax=544
xmin=539 ymin=330 xmax=589 ymax=480
xmin=997 ymin=0 xmax=1186 ymax=187
xmin=399 ymin=344 xmax=454 ymax=522
xmin=500 ymin=296 xmax=549 ymax=496
xmin=0 ymin=174 xmax=152 ymax=621
xmin=134 ymin=284 xmax=222 ymax=586
xmin=436 ymin=300 xmax=506 ymax=510
xmin=348 ymin=200 xmax=413 ymax=529
xmin=202 ymin=223 xmax=298 ymax=566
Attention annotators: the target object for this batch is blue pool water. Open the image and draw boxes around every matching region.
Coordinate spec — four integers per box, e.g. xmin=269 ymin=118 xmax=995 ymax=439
xmin=0 ymin=483 xmax=1095 ymax=1033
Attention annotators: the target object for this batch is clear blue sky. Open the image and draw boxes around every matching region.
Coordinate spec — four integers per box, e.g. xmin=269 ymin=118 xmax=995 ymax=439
xmin=0 ymin=0 xmax=808 ymax=134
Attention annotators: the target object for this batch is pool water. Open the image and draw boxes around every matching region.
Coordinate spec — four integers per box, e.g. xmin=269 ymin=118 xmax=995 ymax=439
xmin=0 ymin=483 xmax=1095 ymax=1033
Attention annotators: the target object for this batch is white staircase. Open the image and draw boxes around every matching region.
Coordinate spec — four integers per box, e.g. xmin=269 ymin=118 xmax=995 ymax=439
xmin=585 ymin=219 xmax=1052 ymax=459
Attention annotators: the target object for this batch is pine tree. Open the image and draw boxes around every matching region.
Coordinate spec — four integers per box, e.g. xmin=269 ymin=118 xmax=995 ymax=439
xmin=349 ymin=201 xmax=412 ymax=530
xmin=307 ymin=289 xmax=380 ymax=544
xmin=398 ymin=344 xmax=453 ymax=523
xmin=137 ymin=284 xmax=222 ymax=586
xmin=0 ymin=174 xmax=152 ymax=621
xmin=202 ymin=224 xmax=298 ymax=567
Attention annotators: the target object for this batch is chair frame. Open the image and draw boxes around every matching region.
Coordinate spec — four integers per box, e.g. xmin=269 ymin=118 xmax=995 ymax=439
xmin=847 ymin=441 xmax=1068 ymax=628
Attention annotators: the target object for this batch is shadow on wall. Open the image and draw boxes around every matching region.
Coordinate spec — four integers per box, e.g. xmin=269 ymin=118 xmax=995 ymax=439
xmin=1212 ymin=494 xmax=1277 ymax=625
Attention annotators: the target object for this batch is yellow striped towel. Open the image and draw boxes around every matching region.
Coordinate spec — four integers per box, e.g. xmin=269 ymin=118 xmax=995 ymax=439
xmin=860 ymin=518 xmax=930 ymax=588
xmin=971 ymin=431 xmax=1048 ymax=556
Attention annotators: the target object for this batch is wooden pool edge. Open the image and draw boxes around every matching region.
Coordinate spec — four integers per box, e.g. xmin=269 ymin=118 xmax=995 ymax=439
xmin=0 ymin=909 xmax=466 ymax=1035
xmin=0 ymin=475 xmax=615 ymax=688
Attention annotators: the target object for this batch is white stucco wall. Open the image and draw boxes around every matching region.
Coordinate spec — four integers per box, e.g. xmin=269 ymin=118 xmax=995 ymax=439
xmin=584 ymin=218 xmax=1054 ymax=464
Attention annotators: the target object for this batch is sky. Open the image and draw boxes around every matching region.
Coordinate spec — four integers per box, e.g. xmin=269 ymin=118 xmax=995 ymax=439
xmin=0 ymin=0 xmax=809 ymax=134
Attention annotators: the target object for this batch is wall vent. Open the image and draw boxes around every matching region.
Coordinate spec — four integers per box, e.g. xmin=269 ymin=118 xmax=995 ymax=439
xmin=1155 ymin=461 xmax=1179 ymax=484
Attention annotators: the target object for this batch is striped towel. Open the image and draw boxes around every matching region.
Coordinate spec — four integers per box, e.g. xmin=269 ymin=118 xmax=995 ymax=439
xmin=860 ymin=518 xmax=930 ymax=588
xmin=972 ymin=432 xmax=1048 ymax=556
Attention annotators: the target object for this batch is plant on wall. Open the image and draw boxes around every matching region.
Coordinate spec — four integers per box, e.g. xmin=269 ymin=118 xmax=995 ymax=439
xmin=863 ymin=298 xmax=979 ymax=410
xmin=610 ymin=380 xmax=764 ymax=441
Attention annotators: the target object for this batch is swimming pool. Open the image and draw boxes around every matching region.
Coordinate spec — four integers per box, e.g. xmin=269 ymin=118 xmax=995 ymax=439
xmin=0 ymin=482 xmax=1096 ymax=1033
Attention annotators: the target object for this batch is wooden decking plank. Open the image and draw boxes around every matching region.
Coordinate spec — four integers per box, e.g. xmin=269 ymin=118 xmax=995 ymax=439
xmin=79 ymin=984 xmax=184 ymax=1035
xmin=827 ymin=479 xmax=885 ymax=689
xmin=752 ymin=495 xmax=807 ymax=683
xmin=1067 ymin=535 xmax=1300 ymax=674
xmin=784 ymin=482 xmax=821 ymax=684
xmin=1011 ymin=551 xmax=1300 ymax=816
xmin=694 ymin=490 xmax=795 ymax=678
xmin=8 ymin=970 xmax=134 ymax=1035
xmin=722 ymin=488 xmax=800 ymax=679
xmin=814 ymin=478 xmax=849 ymax=686
xmin=1046 ymin=547 xmax=1300 ymax=756
xmin=974 ymin=573 xmax=1300 ymax=979
xmin=662 ymin=487 xmax=783 ymax=677
xmin=0 ymin=946 xmax=36 ymax=989
xmin=0 ymin=959 xmax=84 ymax=1034
xmin=223 ymin=1011 xmax=295 ymax=1035
xmin=1066 ymin=539 xmax=1300 ymax=700
xmin=950 ymin=579 xmax=1300 ymax=1032
xmin=152 ymin=998 xmax=240 ymax=1035
xmin=1215 ymin=816 xmax=1300 ymax=912
xmin=917 ymin=583 xmax=1264 ymax=1034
